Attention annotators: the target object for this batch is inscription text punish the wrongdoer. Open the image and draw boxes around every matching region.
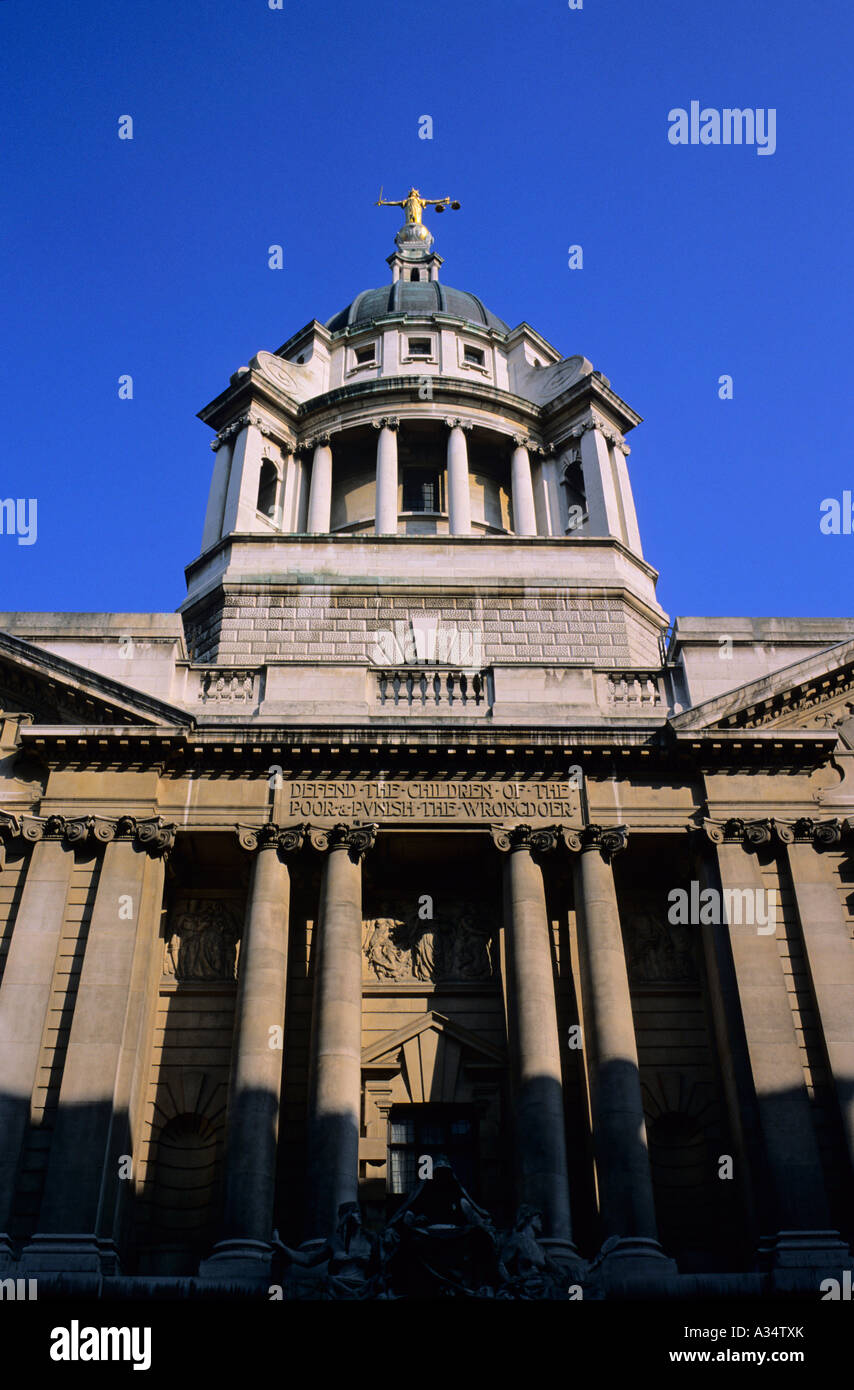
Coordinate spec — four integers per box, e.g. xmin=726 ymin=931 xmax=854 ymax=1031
xmin=283 ymin=780 xmax=580 ymax=822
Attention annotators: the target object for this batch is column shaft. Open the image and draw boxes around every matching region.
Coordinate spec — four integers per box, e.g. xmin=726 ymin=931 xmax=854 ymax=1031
xmin=503 ymin=843 xmax=572 ymax=1240
xmin=307 ymin=441 xmax=333 ymax=533
xmin=510 ymin=443 xmax=538 ymax=536
xmin=786 ymin=838 xmax=854 ymax=1174
xmin=31 ymin=836 xmax=168 ymax=1265
xmin=446 ymin=424 xmax=471 ymax=535
xmin=220 ymin=841 xmax=293 ymax=1246
xmin=201 ymin=440 xmax=233 ymax=550
xmin=579 ymin=425 xmax=622 ymax=540
xmin=375 ymin=425 xmax=399 ymax=535
xmin=715 ymin=839 xmax=830 ymax=1230
xmin=0 ymin=838 xmax=73 ymax=1238
xmin=573 ymin=838 xmax=658 ymax=1240
xmin=305 ymin=839 xmax=366 ymax=1239
xmin=221 ymin=423 xmax=267 ymax=534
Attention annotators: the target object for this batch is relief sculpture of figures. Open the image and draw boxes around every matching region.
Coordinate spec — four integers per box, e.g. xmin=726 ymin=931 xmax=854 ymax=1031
xmin=363 ymin=902 xmax=493 ymax=982
xmin=165 ymin=900 xmax=242 ymax=981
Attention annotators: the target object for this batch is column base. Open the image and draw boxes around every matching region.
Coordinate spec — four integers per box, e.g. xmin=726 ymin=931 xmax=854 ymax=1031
xmin=197 ymin=1238 xmax=273 ymax=1282
xmin=19 ymin=1234 xmax=120 ymax=1275
xmin=540 ymin=1237 xmax=585 ymax=1280
xmin=590 ymin=1237 xmax=679 ymax=1295
xmin=762 ymin=1230 xmax=854 ymax=1292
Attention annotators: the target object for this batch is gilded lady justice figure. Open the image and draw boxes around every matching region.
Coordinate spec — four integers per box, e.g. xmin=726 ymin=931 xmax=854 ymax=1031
xmin=376 ymin=186 xmax=461 ymax=225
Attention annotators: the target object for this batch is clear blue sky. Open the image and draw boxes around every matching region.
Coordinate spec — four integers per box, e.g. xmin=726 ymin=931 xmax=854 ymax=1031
xmin=1 ymin=0 xmax=851 ymax=623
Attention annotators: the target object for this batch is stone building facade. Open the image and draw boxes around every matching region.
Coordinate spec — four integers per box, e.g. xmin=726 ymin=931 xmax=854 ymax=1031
xmin=1 ymin=199 xmax=853 ymax=1297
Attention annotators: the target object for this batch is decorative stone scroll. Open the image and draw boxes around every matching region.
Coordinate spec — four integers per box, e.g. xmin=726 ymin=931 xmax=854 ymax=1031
xmin=0 ymin=810 xmax=175 ymax=862
xmin=308 ymin=822 xmax=378 ymax=862
xmin=363 ymin=902 xmax=494 ymax=983
xmin=563 ymin=824 xmax=629 ymax=857
xmin=236 ymin=822 xmax=306 ymax=855
xmin=164 ymin=899 xmax=243 ymax=982
xmin=702 ymin=817 xmax=772 ymax=847
xmin=772 ymin=817 xmax=842 ymax=846
xmin=490 ymin=823 xmax=562 ymax=855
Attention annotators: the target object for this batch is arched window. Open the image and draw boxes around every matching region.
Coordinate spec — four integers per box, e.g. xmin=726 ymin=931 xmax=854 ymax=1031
xmin=410 ymin=268 xmax=421 ymax=282
xmin=256 ymin=459 xmax=279 ymax=519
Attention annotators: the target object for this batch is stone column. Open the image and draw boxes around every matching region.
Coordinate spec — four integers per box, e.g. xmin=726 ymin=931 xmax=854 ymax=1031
xmin=304 ymin=823 xmax=376 ymax=1242
xmin=569 ymin=824 xmax=674 ymax=1278
xmin=491 ymin=825 xmax=576 ymax=1259
xmin=201 ymin=435 xmax=233 ymax=550
xmin=445 ymin=418 xmax=472 ymax=535
xmin=576 ymin=418 xmax=623 ymax=540
xmin=510 ymin=436 xmax=538 ymax=537
xmin=22 ymin=816 xmax=175 ymax=1274
xmin=307 ymin=435 xmax=333 ymax=534
xmin=779 ymin=819 xmax=854 ymax=1175
xmin=201 ymin=823 xmax=305 ymax=1278
xmin=373 ymin=417 xmax=399 ymax=535
xmin=220 ymin=415 xmax=270 ymax=534
xmin=609 ymin=438 xmax=643 ymax=555
xmin=0 ymin=816 xmax=77 ymax=1267
xmin=705 ymin=818 xmax=850 ymax=1278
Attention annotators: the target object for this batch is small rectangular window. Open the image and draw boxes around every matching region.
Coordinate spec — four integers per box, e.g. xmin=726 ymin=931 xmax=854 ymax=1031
xmin=355 ymin=345 xmax=376 ymax=365
xmin=402 ymin=468 xmax=439 ymax=513
xmin=408 ymin=338 xmax=432 ymax=357
xmin=463 ymin=345 xmax=485 ymax=366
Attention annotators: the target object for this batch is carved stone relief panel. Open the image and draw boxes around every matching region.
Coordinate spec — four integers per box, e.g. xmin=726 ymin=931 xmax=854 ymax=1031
xmin=164 ymin=896 xmax=243 ymax=982
xmin=621 ymin=889 xmax=698 ymax=985
xmin=363 ymin=901 xmax=494 ymax=983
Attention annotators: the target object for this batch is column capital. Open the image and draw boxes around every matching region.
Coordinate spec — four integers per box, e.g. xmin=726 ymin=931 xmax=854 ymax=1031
xmin=305 ymin=432 xmax=333 ymax=450
xmin=773 ymin=816 xmax=842 ymax=846
xmin=103 ymin=815 xmax=177 ymax=855
xmin=490 ymin=823 xmax=561 ymax=855
xmin=0 ymin=810 xmax=22 ymax=869
xmin=212 ymin=412 xmax=272 ymax=452
xmin=702 ymin=817 xmax=772 ymax=847
xmin=511 ymin=434 xmax=533 ymax=452
xmin=565 ymin=823 xmax=628 ymax=857
xmin=2 ymin=812 xmax=175 ymax=855
xmin=308 ymin=822 xmax=377 ymax=861
xmin=444 ymin=416 xmax=473 ymax=432
xmin=568 ymin=414 xmax=624 ymax=449
xmin=237 ymin=822 xmax=307 ymax=854
xmin=371 ymin=416 xmax=400 ymax=431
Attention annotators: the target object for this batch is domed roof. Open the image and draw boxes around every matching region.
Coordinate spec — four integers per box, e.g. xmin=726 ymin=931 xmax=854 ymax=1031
xmin=326 ymin=279 xmax=510 ymax=335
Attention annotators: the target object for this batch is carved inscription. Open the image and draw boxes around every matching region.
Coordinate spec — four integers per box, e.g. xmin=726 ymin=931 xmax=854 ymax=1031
xmin=282 ymin=780 xmax=580 ymax=824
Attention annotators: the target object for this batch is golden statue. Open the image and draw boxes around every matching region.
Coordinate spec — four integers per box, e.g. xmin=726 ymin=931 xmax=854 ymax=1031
xmin=376 ymin=186 xmax=461 ymax=225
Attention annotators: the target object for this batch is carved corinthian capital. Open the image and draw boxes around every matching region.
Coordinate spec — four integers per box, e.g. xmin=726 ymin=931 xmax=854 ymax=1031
xmin=490 ymin=823 xmax=561 ymax=855
xmin=308 ymin=822 xmax=378 ymax=861
xmin=237 ymin=822 xmax=307 ymax=855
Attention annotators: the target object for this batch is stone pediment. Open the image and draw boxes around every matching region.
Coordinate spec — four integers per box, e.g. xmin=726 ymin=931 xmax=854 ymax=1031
xmin=0 ymin=630 xmax=192 ymax=728
xmin=362 ymin=1011 xmax=505 ymax=1073
xmin=670 ymin=637 xmax=854 ymax=746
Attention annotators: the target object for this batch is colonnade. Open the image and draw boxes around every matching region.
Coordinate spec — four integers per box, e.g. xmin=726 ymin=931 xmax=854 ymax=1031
xmin=305 ymin=417 xmax=540 ymax=537
xmin=1 ymin=810 xmax=853 ymax=1282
